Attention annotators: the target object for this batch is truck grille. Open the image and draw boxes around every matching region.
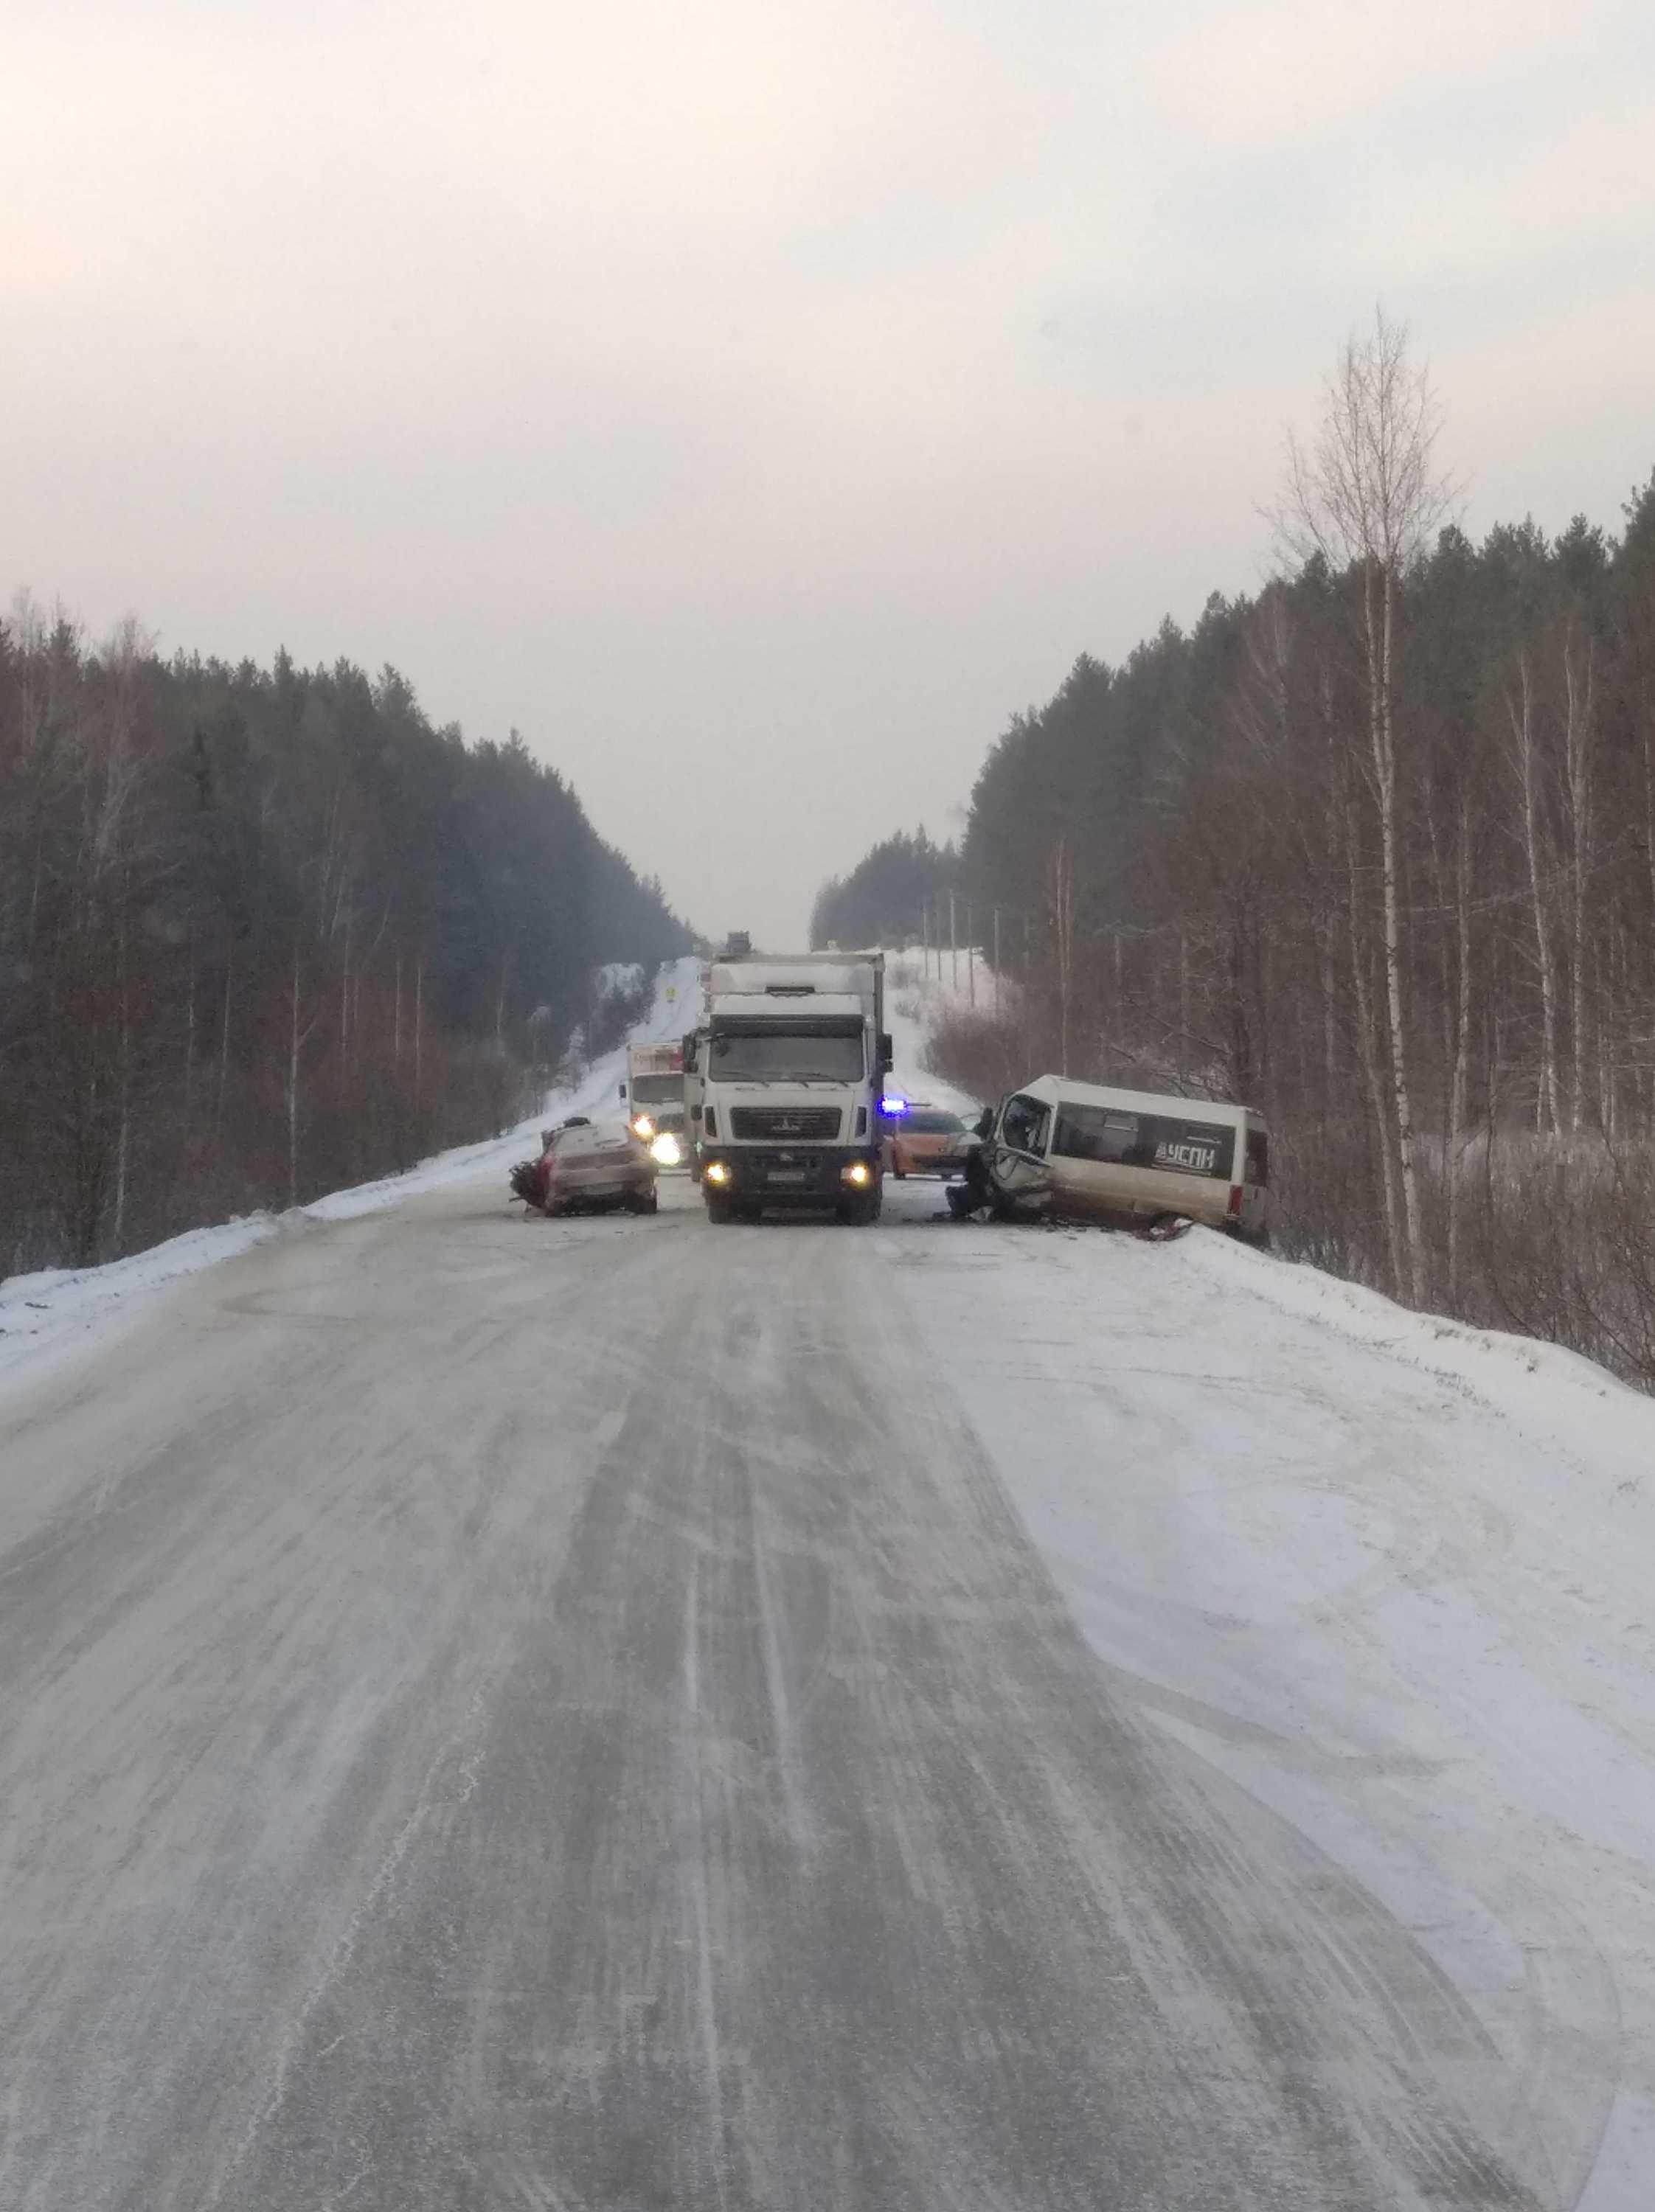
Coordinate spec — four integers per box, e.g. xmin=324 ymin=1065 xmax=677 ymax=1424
xmin=729 ymin=1107 xmax=841 ymax=1141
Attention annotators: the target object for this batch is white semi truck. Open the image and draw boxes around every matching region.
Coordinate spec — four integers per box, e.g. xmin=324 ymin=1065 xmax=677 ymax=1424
xmin=696 ymin=952 xmax=892 ymax=1223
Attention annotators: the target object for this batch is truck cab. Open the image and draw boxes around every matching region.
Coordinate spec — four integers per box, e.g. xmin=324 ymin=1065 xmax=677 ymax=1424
xmin=697 ymin=953 xmax=892 ymax=1223
xmin=620 ymin=1042 xmax=689 ymax=1171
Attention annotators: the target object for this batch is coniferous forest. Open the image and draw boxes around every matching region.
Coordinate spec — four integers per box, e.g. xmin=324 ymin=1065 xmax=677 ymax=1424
xmin=822 ymin=332 xmax=1655 ymax=1382
xmin=0 ymin=608 xmax=691 ymax=1278
xmin=811 ymin=828 xmax=960 ymax=953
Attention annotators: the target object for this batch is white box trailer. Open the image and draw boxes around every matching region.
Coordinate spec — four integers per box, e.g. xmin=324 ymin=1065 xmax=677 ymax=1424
xmin=982 ymin=1074 xmax=1269 ymax=1240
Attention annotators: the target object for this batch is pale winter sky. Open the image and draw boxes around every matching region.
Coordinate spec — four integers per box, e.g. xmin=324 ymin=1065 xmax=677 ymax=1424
xmin=4 ymin=3 xmax=1654 ymax=946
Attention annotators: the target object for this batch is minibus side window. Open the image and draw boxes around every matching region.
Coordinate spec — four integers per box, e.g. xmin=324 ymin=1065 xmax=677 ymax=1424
xmin=1246 ymin=1129 xmax=1269 ymax=1186
xmin=1052 ymin=1104 xmax=1139 ymax=1163
xmin=999 ymin=1093 xmax=1051 ymax=1155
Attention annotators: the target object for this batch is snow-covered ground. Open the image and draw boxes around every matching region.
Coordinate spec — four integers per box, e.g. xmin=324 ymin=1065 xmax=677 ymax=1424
xmin=0 ymin=953 xmax=704 ymax=1395
xmin=889 ymin=1211 xmax=1655 ymax=2208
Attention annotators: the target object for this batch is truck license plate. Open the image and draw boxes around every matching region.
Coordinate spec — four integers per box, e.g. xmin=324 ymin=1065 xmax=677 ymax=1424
xmin=767 ymin=1169 xmax=806 ymax=1185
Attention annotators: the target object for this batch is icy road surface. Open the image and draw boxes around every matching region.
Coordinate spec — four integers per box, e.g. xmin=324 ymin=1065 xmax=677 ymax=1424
xmin=3 ymin=1178 xmax=1654 ymax=2207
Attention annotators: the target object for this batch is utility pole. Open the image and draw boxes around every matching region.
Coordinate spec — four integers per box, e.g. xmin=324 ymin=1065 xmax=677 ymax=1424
xmin=948 ymin=888 xmax=958 ymax=992
xmin=968 ymin=904 xmax=976 ymax=1007
xmin=993 ymin=906 xmax=1002 ymax=1011
xmin=1022 ymin=911 xmax=1032 ymax=1068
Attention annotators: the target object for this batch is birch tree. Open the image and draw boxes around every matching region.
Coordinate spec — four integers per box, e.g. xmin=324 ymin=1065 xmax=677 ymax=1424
xmin=1275 ymin=309 xmax=1455 ymax=1304
xmin=1561 ymin=621 xmax=1596 ymax=1133
xmin=1506 ymin=652 xmax=1563 ymax=1133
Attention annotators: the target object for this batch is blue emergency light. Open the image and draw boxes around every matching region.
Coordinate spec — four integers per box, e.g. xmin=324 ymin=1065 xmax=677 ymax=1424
xmin=881 ymin=1094 xmax=909 ymax=1117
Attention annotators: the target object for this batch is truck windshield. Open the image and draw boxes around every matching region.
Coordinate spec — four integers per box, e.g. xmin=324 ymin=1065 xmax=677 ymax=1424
xmin=709 ymin=1031 xmax=864 ymax=1082
xmin=628 ymin=1076 xmax=682 ymax=1105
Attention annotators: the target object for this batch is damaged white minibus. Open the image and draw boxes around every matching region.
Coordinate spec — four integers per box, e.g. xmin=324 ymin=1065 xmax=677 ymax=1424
xmin=983 ymin=1074 xmax=1269 ymax=1241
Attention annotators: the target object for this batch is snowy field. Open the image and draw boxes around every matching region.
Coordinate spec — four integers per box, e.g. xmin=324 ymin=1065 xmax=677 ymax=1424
xmin=5 ymin=948 xmax=1655 ymax=2204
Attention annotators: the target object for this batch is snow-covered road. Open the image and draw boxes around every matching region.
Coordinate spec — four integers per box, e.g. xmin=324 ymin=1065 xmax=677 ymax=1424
xmin=4 ymin=1089 xmax=1654 ymax=2204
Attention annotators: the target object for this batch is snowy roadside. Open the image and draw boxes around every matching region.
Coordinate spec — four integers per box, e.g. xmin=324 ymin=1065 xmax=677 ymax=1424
xmin=881 ymin=947 xmax=985 ymax=1119
xmin=890 ymin=1218 xmax=1655 ymax=2209
xmin=0 ymin=956 xmax=704 ymax=1399
xmin=874 ymin=947 xmax=1655 ymax=2206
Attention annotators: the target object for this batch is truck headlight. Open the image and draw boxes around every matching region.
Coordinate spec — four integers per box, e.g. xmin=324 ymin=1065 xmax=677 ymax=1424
xmin=842 ymin=1161 xmax=871 ymax=1186
xmin=705 ymin=1160 xmax=730 ymax=1186
xmin=650 ymin=1132 xmax=681 ymax=1166
xmin=631 ymin=1113 xmax=656 ymax=1140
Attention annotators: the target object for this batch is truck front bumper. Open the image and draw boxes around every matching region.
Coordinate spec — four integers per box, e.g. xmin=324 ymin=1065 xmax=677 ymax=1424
xmin=701 ymin=1146 xmax=881 ymax=1205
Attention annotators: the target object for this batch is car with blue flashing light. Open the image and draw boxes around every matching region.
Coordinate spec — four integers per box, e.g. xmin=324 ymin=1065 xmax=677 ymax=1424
xmin=881 ymin=1102 xmax=978 ymax=1179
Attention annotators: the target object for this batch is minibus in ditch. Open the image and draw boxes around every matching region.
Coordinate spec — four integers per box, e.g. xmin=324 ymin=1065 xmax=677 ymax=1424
xmin=976 ymin=1074 xmax=1269 ymax=1241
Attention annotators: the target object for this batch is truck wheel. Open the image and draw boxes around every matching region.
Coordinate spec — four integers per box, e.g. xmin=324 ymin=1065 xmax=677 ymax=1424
xmin=705 ymin=1192 xmax=734 ymax=1224
xmin=839 ymin=1186 xmax=882 ymax=1225
xmin=631 ymin=1187 xmax=659 ymax=1215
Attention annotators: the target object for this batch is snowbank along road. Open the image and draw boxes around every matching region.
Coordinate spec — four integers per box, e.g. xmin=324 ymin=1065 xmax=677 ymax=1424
xmin=3 ymin=979 xmax=1654 ymax=2207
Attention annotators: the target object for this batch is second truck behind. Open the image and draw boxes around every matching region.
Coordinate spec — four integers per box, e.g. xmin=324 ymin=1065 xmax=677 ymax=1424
xmin=621 ymin=1040 xmax=689 ymax=1169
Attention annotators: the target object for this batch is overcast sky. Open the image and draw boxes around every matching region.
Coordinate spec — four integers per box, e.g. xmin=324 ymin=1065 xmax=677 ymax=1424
xmin=5 ymin=2 xmax=1654 ymax=945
